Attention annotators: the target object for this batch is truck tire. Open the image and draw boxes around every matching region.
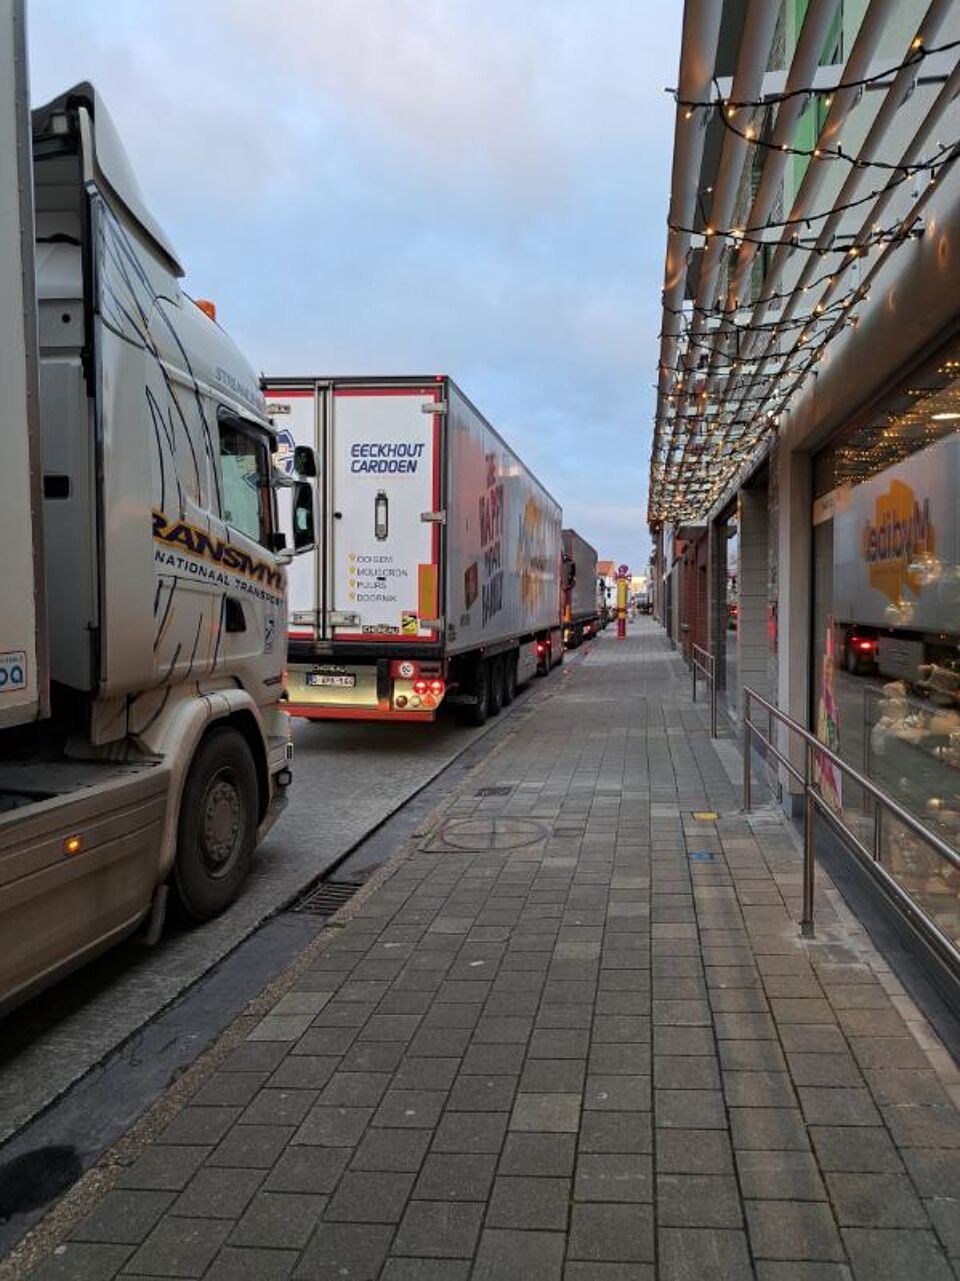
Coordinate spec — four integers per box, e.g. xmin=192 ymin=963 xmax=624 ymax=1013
xmin=502 ymin=653 xmax=517 ymax=706
xmin=461 ymin=660 xmax=490 ymax=726
xmin=489 ymin=658 xmax=505 ymax=717
xmin=174 ymin=727 xmax=258 ymax=921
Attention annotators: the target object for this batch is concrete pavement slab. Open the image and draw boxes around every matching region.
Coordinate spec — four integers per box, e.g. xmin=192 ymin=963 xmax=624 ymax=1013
xmin=11 ymin=623 xmax=960 ymax=1281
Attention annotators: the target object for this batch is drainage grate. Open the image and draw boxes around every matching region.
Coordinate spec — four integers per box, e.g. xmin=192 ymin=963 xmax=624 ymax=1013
xmin=476 ymin=785 xmax=513 ymax=797
xmin=292 ymin=879 xmax=364 ymax=915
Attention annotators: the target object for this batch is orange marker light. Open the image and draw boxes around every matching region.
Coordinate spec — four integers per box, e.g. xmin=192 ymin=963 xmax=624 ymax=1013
xmin=194 ymin=298 xmax=217 ymax=322
xmin=64 ymin=835 xmax=83 ymax=856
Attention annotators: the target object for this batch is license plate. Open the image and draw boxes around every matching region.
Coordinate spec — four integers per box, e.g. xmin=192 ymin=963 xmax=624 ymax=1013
xmin=306 ymin=673 xmax=356 ymax=688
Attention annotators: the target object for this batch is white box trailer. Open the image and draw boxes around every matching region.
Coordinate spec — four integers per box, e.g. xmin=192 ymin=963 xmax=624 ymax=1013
xmin=561 ymin=528 xmax=600 ymax=648
xmin=263 ymin=377 xmax=564 ymax=723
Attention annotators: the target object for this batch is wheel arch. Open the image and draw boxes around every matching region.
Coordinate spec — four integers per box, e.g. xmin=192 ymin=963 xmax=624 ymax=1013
xmin=214 ymin=709 xmax=270 ymax=827
xmin=136 ymin=688 xmax=271 ymax=882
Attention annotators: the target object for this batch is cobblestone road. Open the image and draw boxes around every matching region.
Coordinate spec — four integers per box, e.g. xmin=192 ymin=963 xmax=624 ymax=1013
xmin=17 ymin=622 xmax=960 ymax=1280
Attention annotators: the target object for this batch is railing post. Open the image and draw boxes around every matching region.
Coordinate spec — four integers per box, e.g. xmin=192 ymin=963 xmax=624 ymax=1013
xmin=873 ymin=804 xmax=883 ymax=863
xmin=742 ymin=692 xmax=752 ymax=812
xmin=801 ymin=741 xmax=816 ymax=938
xmin=692 ymin=656 xmax=697 ymax=704
xmin=862 ymin=686 xmax=874 ymax=822
xmin=710 ymin=656 xmax=717 ymax=738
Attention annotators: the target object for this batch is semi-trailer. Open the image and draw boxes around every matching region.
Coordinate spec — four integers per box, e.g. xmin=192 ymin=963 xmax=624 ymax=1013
xmin=0 ymin=0 xmax=314 ymax=1011
xmin=561 ymin=528 xmax=601 ymax=648
xmin=263 ymin=377 xmax=564 ymax=725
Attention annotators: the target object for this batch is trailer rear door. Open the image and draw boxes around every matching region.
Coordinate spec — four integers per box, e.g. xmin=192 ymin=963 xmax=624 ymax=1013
xmin=0 ymin=0 xmax=47 ymax=727
xmin=328 ymin=385 xmax=441 ymax=642
xmin=263 ymin=384 xmax=320 ymax=638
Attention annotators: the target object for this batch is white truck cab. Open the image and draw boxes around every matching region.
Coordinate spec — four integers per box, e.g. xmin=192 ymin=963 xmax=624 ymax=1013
xmin=0 ymin=1 xmax=315 ymax=1011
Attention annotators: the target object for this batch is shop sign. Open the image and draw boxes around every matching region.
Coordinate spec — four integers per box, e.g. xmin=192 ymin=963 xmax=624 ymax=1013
xmin=834 ymin=432 xmax=960 ymax=632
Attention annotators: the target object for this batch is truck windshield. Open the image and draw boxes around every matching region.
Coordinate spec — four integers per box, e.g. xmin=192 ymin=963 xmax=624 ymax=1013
xmin=218 ymin=414 xmax=274 ymax=547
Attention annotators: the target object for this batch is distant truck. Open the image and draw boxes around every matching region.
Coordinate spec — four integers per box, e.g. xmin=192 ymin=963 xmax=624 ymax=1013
xmin=561 ymin=529 xmax=600 ymax=648
xmin=262 ymin=376 xmax=564 ymax=725
xmin=0 ymin=0 xmax=312 ymax=1012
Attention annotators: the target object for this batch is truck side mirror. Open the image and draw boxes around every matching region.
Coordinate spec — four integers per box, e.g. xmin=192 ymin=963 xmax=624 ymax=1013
xmin=292 ymin=481 xmax=316 ymax=553
xmin=294 ymin=445 xmax=317 ymax=478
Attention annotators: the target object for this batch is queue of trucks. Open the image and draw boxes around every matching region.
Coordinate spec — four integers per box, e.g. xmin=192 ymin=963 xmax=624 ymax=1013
xmin=0 ymin=0 xmax=607 ymax=1010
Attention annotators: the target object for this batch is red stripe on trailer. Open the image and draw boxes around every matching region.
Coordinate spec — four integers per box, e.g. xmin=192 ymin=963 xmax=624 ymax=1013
xmin=286 ymin=703 xmax=435 ymax=722
xmin=333 ymin=387 xmax=437 ymax=398
xmin=263 ymin=388 xmax=314 ymax=397
xmin=333 ymin=632 xmax=435 ymax=642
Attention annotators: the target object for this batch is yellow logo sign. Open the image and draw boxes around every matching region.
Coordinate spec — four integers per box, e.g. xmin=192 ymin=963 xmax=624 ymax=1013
xmin=860 ymin=480 xmax=934 ymax=606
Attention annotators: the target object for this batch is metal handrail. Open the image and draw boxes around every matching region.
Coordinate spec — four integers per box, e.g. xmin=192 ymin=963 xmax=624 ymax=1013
xmin=742 ymin=685 xmax=960 ymax=977
xmin=691 ymin=642 xmax=718 ymax=738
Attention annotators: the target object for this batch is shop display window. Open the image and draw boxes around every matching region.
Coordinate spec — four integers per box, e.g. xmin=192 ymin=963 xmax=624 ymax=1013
xmin=812 ymin=335 xmax=960 ymax=943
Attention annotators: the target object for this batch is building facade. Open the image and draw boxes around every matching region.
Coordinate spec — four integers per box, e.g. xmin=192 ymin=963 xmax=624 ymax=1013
xmin=649 ymin=1 xmax=960 ymax=949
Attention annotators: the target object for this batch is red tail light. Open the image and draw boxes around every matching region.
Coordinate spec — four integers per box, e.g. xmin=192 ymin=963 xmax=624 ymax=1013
xmin=429 ymin=679 xmax=444 ymax=696
xmin=413 ymin=678 xmax=428 ymax=695
xmin=536 ymin=642 xmax=546 ymax=655
xmin=855 ymin=639 xmax=876 ymax=651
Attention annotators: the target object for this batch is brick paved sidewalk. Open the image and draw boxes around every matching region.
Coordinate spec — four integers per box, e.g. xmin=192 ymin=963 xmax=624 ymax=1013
xmin=25 ymin=622 xmax=960 ymax=1280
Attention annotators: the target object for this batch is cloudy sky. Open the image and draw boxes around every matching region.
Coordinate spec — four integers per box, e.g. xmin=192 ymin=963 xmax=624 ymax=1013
xmin=27 ymin=0 xmax=682 ymax=572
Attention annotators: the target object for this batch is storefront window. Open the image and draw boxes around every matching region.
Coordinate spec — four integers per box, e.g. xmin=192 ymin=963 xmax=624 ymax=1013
xmin=811 ymin=334 xmax=960 ymax=942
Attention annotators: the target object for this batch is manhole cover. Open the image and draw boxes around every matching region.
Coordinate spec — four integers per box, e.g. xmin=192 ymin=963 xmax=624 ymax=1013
xmin=476 ymin=785 xmax=513 ymax=797
xmin=427 ymin=817 xmax=549 ymax=852
xmin=292 ymin=880 xmax=363 ymax=915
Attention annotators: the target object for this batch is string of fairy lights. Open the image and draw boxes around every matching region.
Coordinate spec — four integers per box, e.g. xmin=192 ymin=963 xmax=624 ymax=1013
xmin=648 ymin=24 xmax=960 ymax=528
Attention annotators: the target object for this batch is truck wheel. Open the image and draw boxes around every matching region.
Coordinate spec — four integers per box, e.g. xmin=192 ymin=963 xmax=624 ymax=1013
xmin=174 ymin=727 xmax=258 ymax=921
xmin=460 ymin=660 xmax=489 ymax=726
xmin=489 ymin=658 xmax=505 ymax=717
xmin=502 ymin=654 xmax=517 ymax=706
